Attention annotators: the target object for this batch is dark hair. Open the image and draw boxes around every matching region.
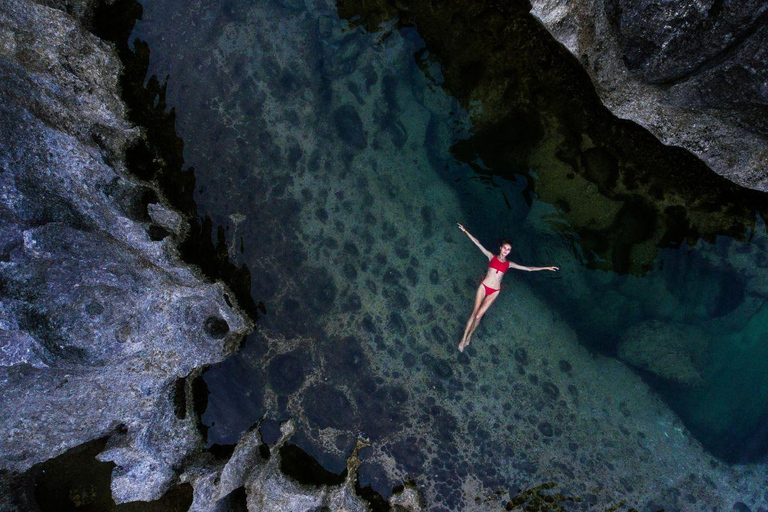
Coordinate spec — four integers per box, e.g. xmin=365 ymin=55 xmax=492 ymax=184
xmin=498 ymin=238 xmax=512 ymax=248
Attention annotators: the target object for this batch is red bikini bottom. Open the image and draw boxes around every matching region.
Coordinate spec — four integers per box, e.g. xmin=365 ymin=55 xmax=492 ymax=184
xmin=482 ymin=283 xmax=500 ymax=296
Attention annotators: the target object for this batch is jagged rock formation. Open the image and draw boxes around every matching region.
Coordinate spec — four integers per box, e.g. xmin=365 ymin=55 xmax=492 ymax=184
xmin=530 ymin=0 xmax=768 ymax=192
xmin=182 ymin=420 xmax=423 ymax=512
xmin=0 ymin=0 xmax=251 ymax=505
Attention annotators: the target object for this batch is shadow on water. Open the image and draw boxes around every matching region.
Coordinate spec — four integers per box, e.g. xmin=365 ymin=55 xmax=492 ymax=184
xmin=335 ymin=0 xmax=768 ymax=464
xmin=92 ymin=0 xmax=262 ymax=321
xmin=28 ymin=437 xmax=192 ymax=512
xmin=279 ymin=444 xmax=348 ymax=486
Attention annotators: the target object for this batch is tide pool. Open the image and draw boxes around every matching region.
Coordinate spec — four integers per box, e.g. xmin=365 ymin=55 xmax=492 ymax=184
xmin=129 ymin=0 xmax=768 ymax=509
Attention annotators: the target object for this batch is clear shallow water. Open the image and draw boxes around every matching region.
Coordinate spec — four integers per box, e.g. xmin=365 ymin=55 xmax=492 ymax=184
xmin=130 ymin=0 xmax=768 ymax=508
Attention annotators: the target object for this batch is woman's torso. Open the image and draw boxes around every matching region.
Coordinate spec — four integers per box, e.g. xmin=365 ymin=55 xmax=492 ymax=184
xmin=482 ymin=256 xmax=509 ymax=288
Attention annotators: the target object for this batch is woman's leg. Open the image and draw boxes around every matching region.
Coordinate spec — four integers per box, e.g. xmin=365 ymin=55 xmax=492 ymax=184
xmin=463 ymin=291 xmax=500 ymax=348
xmin=459 ymin=285 xmax=486 ymax=351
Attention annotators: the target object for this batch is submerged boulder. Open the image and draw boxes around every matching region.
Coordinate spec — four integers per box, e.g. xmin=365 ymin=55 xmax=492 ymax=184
xmin=618 ymin=320 xmax=709 ymax=387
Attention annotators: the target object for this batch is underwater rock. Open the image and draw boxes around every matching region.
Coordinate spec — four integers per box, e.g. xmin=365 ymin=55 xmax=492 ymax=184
xmin=541 ymin=381 xmax=560 ymax=401
xmin=388 ymin=312 xmax=408 ymax=337
xmin=306 ymin=268 xmax=337 ymax=313
xmin=618 ymin=320 xmax=709 ymax=388
xmin=267 ymin=352 xmax=307 ymax=395
xmin=581 ymin=147 xmax=619 ymax=191
xmin=389 ymin=437 xmax=428 ymax=474
xmin=530 ymin=0 xmax=768 ymax=191
xmin=303 ymin=384 xmax=356 ymax=430
xmin=333 ymin=104 xmax=368 ymax=149
xmin=537 ymin=422 xmax=554 ymax=437
xmin=343 ymin=292 xmax=363 ymax=312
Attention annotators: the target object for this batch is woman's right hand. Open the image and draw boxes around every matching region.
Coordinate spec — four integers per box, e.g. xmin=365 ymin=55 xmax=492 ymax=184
xmin=457 ymin=223 xmax=467 ymax=233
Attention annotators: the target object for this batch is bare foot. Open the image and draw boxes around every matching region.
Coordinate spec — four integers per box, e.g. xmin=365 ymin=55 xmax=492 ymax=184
xmin=458 ymin=340 xmax=465 ymax=352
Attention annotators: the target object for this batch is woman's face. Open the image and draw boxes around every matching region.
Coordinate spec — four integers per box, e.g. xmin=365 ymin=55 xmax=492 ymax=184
xmin=500 ymin=244 xmax=511 ymax=257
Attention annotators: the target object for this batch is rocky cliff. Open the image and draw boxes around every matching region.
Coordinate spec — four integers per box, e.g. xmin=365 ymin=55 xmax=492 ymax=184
xmin=0 ymin=0 xmax=253 ymax=505
xmin=530 ymin=0 xmax=768 ymax=191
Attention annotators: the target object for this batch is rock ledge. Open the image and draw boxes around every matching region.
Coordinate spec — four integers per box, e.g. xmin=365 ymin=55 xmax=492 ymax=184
xmin=530 ymin=0 xmax=768 ymax=192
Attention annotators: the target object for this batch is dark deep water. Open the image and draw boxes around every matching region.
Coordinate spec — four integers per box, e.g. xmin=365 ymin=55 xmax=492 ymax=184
xmin=118 ymin=0 xmax=768 ymax=508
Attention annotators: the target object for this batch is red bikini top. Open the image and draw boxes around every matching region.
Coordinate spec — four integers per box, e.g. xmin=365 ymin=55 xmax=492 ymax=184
xmin=488 ymin=256 xmax=510 ymax=274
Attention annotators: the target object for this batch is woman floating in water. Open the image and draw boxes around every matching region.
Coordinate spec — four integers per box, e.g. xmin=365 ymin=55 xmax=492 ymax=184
xmin=457 ymin=223 xmax=559 ymax=352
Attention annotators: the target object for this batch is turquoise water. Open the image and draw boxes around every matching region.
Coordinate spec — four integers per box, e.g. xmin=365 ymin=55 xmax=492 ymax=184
xmin=130 ymin=0 xmax=768 ymax=509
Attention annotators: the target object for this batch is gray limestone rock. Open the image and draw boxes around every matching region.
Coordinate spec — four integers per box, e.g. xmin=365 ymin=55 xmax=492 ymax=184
xmin=182 ymin=420 xmax=424 ymax=512
xmin=33 ymin=0 xmax=105 ymax=24
xmin=0 ymin=0 xmax=251 ymax=505
xmin=0 ymin=329 xmax=49 ymax=368
xmin=148 ymin=202 xmax=187 ymax=238
xmin=530 ymin=0 xmax=768 ymax=191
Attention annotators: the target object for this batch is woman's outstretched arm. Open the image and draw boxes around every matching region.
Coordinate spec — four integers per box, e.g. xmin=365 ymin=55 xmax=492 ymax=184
xmin=457 ymin=223 xmax=493 ymax=259
xmin=509 ymin=262 xmax=559 ymax=272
